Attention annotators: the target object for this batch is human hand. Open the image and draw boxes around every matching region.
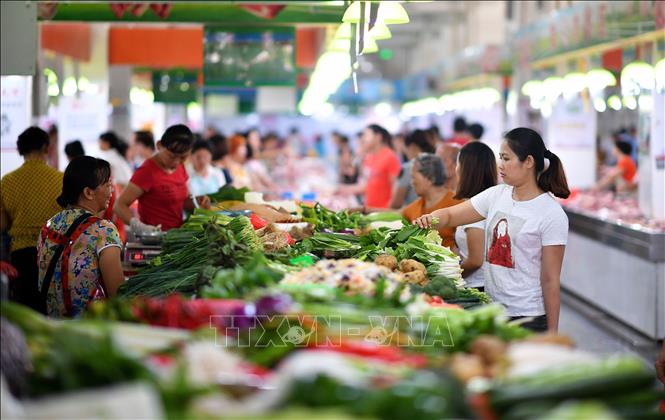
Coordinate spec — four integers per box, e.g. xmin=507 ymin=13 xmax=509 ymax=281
xmin=656 ymin=342 xmax=665 ymax=385
xmin=413 ymin=214 xmax=434 ymax=229
xmin=198 ymin=195 xmax=212 ymax=209
xmin=130 ymin=218 xmax=161 ymax=235
xmin=0 ymin=261 xmax=18 ymax=280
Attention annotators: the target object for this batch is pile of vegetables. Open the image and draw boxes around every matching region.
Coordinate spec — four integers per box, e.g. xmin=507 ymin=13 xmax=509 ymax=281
xmin=119 ymin=219 xmax=258 ymax=298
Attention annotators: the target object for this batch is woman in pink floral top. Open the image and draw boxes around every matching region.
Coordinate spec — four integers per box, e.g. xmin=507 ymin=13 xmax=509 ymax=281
xmin=37 ymin=156 xmax=124 ymax=318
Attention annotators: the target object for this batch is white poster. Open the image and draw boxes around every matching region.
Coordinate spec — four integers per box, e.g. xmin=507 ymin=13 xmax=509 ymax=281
xmin=1 ymin=76 xmax=31 ymax=176
xmin=1 ymin=76 xmax=31 ymax=149
xmin=545 ymin=96 xmax=597 ymax=188
xmin=57 ymin=95 xmax=109 ymax=170
xmin=548 ymin=96 xmax=596 ymax=149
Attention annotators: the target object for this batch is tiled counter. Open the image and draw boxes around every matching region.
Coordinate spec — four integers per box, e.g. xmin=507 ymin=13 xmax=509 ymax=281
xmin=561 ymin=209 xmax=665 ymax=340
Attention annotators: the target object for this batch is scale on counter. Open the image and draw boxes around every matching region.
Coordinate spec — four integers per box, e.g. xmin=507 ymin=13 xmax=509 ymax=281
xmin=123 ymin=231 xmax=163 ymax=268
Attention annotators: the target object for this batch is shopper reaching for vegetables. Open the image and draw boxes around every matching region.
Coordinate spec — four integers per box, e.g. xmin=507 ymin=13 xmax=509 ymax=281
xmin=401 ymin=153 xmax=462 ymax=249
xmin=414 ymin=128 xmax=570 ymax=333
xmin=114 ymin=124 xmax=211 ymax=234
xmin=452 ymin=142 xmax=498 ymax=292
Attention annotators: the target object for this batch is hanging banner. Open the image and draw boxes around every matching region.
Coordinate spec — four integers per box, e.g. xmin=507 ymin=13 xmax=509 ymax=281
xmin=0 ymin=76 xmax=31 ymax=149
xmin=204 ymin=26 xmax=295 ymax=87
xmin=548 ymin=97 xmax=596 ymax=149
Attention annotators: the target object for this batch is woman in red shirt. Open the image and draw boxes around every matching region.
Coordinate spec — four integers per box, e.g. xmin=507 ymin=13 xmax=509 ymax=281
xmin=114 ymin=124 xmax=210 ymax=234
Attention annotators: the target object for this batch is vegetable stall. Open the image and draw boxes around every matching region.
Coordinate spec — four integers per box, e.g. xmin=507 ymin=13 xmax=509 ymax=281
xmin=1 ymin=188 xmax=662 ymax=419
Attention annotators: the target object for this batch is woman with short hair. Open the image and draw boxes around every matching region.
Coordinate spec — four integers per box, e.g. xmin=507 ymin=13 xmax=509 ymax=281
xmin=1 ymin=126 xmax=63 ymax=312
xmin=401 ymin=153 xmax=463 ymax=249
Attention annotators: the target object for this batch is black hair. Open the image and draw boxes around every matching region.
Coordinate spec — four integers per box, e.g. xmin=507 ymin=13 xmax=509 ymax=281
xmin=192 ymin=139 xmax=213 ymax=155
xmin=414 ymin=153 xmax=447 ymax=186
xmin=367 ymin=124 xmax=392 ymax=148
xmin=161 ymin=124 xmax=194 ymax=154
xmin=405 ymin=129 xmax=435 ymax=154
xmin=504 ymin=127 xmax=570 ymax=199
xmin=57 ymin=156 xmax=111 ymax=207
xmin=615 ymin=140 xmax=632 ymax=156
xmin=134 ymin=130 xmax=155 ymax=150
xmin=455 ymin=142 xmax=497 ymax=199
xmin=453 ymin=117 xmax=467 ymax=133
xmin=48 ymin=125 xmax=58 ymax=136
xmin=17 ymin=126 xmax=50 ymax=156
xmin=246 ymin=142 xmax=255 ymax=160
xmin=209 ymin=134 xmax=228 ymax=161
xmin=99 ymin=131 xmax=129 ymax=158
xmin=64 ymin=140 xmax=85 ymax=160
xmin=468 ymin=123 xmax=484 ymax=140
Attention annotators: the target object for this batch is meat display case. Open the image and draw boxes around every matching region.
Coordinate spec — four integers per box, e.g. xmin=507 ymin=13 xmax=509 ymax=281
xmin=561 ymin=208 xmax=665 ymax=339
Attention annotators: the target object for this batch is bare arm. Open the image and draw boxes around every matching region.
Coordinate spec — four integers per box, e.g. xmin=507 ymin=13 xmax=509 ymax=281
xmin=183 ymin=195 xmax=212 ymax=212
xmin=593 ymin=167 xmax=622 ymax=191
xmin=460 ymin=227 xmax=484 ymax=278
xmin=540 ymin=245 xmax=565 ymax=332
xmin=114 ymin=182 xmax=144 ymax=225
xmin=337 ymin=178 xmax=367 ymax=196
xmin=390 ymin=185 xmax=408 ymax=209
xmin=98 ymin=246 xmax=124 ymax=297
xmin=413 ymin=201 xmax=484 ymax=229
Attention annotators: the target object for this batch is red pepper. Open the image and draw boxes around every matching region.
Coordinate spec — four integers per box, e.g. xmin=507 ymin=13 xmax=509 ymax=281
xmin=250 ymin=213 xmax=268 ymax=230
xmin=284 ymin=232 xmax=295 ymax=245
xmin=308 ymin=340 xmax=428 ymax=368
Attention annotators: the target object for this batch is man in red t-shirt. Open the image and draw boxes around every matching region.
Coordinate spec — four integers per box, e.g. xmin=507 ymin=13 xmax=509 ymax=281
xmin=338 ymin=124 xmax=401 ymax=208
xmin=592 ymin=139 xmax=637 ymax=192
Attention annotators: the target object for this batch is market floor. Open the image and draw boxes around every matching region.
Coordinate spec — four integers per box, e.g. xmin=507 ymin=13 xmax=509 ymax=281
xmin=559 ymin=290 xmax=660 ymax=368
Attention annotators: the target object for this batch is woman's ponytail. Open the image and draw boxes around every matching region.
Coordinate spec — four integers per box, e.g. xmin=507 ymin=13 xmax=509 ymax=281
xmin=504 ymin=127 xmax=571 ymax=199
xmin=538 ymin=150 xmax=570 ymax=199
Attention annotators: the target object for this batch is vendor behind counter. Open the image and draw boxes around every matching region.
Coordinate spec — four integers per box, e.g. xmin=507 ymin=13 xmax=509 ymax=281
xmin=114 ymin=124 xmax=211 ymax=235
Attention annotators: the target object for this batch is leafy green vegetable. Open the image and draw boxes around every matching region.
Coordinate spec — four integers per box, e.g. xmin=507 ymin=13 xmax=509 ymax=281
xmin=208 ymin=185 xmax=249 ymax=202
xmin=297 ymin=232 xmax=361 ymax=257
xmin=200 ymin=253 xmax=283 ymax=298
xmin=120 ymin=222 xmax=254 ymax=298
xmin=410 ymin=275 xmax=458 ymax=300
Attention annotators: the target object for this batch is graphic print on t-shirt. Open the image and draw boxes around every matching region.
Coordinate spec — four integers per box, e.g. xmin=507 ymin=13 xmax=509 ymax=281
xmin=486 ymin=212 xmax=525 ymax=269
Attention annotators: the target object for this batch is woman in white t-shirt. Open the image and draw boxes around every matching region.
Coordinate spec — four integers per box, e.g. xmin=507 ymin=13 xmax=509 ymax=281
xmin=415 ymin=128 xmax=570 ymax=332
xmin=186 ymin=139 xmax=227 ymax=197
xmin=453 ymin=142 xmax=498 ymax=292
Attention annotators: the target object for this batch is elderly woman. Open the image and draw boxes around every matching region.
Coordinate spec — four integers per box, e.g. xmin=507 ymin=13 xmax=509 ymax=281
xmin=401 ymin=153 xmax=463 ymax=249
xmin=37 ymin=156 xmax=124 ymax=318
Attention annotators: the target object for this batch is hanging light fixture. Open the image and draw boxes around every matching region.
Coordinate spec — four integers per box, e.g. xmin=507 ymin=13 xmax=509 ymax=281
xmin=621 ymin=61 xmax=655 ymax=96
xmin=330 ymin=37 xmax=379 ymax=54
xmin=368 ymin=23 xmax=392 ymax=40
xmin=585 ymin=68 xmax=616 ymax=93
xmin=656 ymin=58 xmax=665 ymax=92
xmin=562 ymin=72 xmax=587 ymax=99
xmin=376 ymin=2 xmax=410 ymax=24
xmin=335 ymin=22 xmax=353 ymax=39
xmin=341 ymin=1 xmax=361 ymax=23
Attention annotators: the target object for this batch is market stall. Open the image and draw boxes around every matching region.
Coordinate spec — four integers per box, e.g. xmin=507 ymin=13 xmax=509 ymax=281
xmin=1 ymin=190 xmax=662 ymax=418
